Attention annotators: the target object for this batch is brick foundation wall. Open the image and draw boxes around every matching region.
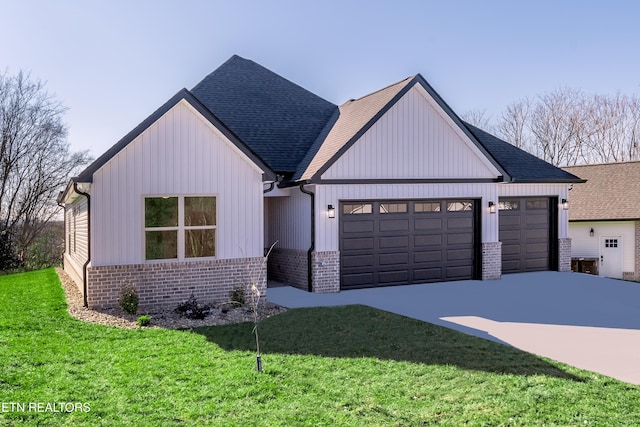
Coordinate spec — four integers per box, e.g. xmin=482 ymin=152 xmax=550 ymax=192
xmin=558 ymin=238 xmax=572 ymax=272
xmin=87 ymin=257 xmax=266 ymax=310
xmin=481 ymin=242 xmax=502 ymax=280
xmin=311 ymin=251 xmax=340 ymax=293
xmin=267 ymin=248 xmax=308 ymax=290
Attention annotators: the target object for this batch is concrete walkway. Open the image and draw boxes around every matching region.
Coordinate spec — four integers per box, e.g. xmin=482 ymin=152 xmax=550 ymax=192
xmin=267 ymin=272 xmax=640 ymax=384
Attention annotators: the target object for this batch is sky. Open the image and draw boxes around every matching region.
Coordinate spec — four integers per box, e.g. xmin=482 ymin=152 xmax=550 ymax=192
xmin=2 ymin=0 xmax=640 ymax=159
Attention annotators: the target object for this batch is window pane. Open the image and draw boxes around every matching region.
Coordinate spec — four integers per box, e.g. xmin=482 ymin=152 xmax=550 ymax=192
xmin=342 ymin=203 xmax=372 ymax=215
xmin=415 ymin=202 xmax=441 ymax=213
xmin=145 ymin=230 xmax=178 ymax=260
xmin=145 ymin=197 xmax=178 ymax=227
xmin=185 ymin=197 xmax=216 ymax=226
xmin=447 ymin=201 xmax=473 ymax=212
xmin=499 ymin=200 xmax=519 ymax=211
xmin=526 ymin=199 xmax=548 ymax=210
xmin=186 ymin=229 xmax=216 ymax=258
xmin=380 ymin=203 xmax=407 ymax=214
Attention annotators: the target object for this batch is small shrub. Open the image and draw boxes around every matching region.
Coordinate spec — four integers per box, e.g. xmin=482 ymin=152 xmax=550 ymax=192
xmin=175 ymin=294 xmax=209 ymax=320
xmin=229 ymin=285 xmax=245 ymax=307
xmin=137 ymin=315 xmax=151 ymax=327
xmin=118 ymin=282 xmax=139 ymax=315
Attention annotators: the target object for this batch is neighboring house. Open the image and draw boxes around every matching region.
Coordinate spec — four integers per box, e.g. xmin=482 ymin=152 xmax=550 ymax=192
xmin=58 ymin=55 xmax=582 ymax=309
xmin=563 ymin=162 xmax=640 ymax=281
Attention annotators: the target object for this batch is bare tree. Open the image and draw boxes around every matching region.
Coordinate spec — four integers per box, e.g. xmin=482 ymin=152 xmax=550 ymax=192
xmin=497 ymin=99 xmax=532 ymax=151
xmin=0 ymin=71 xmax=90 ymax=267
xmin=461 ymin=109 xmax=494 ymax=132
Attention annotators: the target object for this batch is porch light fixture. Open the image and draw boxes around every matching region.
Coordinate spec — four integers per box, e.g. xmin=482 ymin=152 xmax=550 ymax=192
xmin=327 ymin=204 xmax=335 ymax=219
xmin=590 ymin=228 xmax=594 ymax=237
xmin=488 ymin=201 xmax=496 ymax=214
xmin=561 ymin=198 xmax=569 ymax=210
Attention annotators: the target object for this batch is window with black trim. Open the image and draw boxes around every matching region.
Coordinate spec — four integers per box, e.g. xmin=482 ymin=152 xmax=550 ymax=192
xmin=415 ymin=202 xmax=441 ymax=213
xmin=342 ymin=203 xmax=372 ymax=215
xmin=144 ymin=196 xmax=216 ymax=261
xmin=380 ymin=203 xmax=407 ymax=214
xmin=447 ymin=201 xmax=474 ymax=212
xmin=605 ymin=239 xmax=618 ymax=248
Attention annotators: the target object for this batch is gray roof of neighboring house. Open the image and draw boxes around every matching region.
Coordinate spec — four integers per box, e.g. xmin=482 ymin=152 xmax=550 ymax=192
xmin=563 ymin=162 xmax=640 ymax=221
xmin=191 ymin=55 xmax=337 ymax=174
xmin=464 ymin=123 xmax=584 ymax=183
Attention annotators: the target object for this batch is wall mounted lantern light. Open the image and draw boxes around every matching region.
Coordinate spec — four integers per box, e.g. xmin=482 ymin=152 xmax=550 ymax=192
xmin=590 ymin=228 xmax=595 ymax=237
xmin=561 ymin=199 xmax=569 ymax=210
xmin=327 ymin=204 xmax=335 ymax=219
xmin=488 ymin=201 xmax=496 ymax=214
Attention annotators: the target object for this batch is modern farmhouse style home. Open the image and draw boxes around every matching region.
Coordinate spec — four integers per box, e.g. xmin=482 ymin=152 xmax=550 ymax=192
xmin=59 ymin=55 xmax=582 ymax=309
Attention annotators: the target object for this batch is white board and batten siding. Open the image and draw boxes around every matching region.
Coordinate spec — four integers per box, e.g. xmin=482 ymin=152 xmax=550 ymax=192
xmin=264 ymin=188 xmax=311 ymax=251
xmin=321 ymin=85 xmax=500 ymax=181
xmin=569 ymin=221 xmax=636 ymax=272
xmin=499 ymin=184 xmax=570 ymax=238
xmin=91 ymin=100 xmax=265 ymax=266
xmin=64 ymin=196 xmax=89 ymax=284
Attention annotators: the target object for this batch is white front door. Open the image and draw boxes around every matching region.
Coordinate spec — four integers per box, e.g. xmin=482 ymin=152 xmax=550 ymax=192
xmin=599 ymin=236 xmax=623 ymax=279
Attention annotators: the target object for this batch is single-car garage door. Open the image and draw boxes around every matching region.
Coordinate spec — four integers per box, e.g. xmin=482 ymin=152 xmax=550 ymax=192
xmin=499 ymin=197 xmax=556 ymax=274
xmin=340 ymin=199 xmax=478 ymax=290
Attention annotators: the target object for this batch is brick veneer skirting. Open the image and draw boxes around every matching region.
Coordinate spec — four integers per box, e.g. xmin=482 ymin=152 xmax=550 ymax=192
xmin=481 ymin=242 xmax=502 ymax=280
xmin=558 ymin=238 xmax=572 ymax=272
xmin=267 ymin=248 xmax=308 ymax=290
xmin=311 ymin=251 xmax=340 ymax=293
xmin=86 ymin=257 xmax=266 ymax=310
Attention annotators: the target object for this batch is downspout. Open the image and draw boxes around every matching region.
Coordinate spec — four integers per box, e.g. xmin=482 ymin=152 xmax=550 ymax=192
xmin=57 ymin=199 xmax=65 ymax=269
xmin=299 ymin=183 xmax=315 ymax=292
xmin=73 ymin=182 xmax=90 ymax=308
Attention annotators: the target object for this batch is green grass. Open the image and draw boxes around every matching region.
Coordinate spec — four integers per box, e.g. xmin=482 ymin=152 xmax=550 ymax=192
xmin=1 ymin=269 xmax=639 ymax=426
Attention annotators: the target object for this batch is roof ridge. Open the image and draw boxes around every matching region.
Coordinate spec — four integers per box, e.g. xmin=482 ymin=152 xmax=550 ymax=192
xmin=563 ymin=160 xmax=640 ymax=168
xmin=344 ymin=75 xmax=416 ymax=105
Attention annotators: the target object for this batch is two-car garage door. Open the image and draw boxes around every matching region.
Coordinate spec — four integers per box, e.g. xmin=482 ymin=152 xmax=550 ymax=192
xmin=340 ymin=199 xmax=478 ymax=290
xmin=339 ymin=197 xmax=556 ymax=290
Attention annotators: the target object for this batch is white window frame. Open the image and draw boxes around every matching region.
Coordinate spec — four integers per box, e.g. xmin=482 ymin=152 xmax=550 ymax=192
xmin=143 ymin=195 xmax=217 ymax=262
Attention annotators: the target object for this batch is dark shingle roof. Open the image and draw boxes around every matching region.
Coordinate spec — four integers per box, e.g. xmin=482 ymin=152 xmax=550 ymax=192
xmin=463 ymin=122 xmax=583 ymax=183
xmin=191 ymin=55 xmax=337 ymax=174
xmin=563 ymin=162 xmax=640 ymax=221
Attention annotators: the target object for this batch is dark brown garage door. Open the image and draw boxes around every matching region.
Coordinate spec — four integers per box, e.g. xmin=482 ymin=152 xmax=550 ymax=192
xmin=340 ymin=200 xmax=477 ymax=290
xmin=499 ymin=197 xmax=555 ymax=274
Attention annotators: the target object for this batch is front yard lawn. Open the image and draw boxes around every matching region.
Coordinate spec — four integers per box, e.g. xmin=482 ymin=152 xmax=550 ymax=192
xmin=1 ymin=269 xmax=639 ymax=426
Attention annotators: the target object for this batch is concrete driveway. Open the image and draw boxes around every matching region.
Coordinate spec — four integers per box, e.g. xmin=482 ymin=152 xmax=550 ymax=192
xmin=267 ymin=272 xmax=640 ymax=384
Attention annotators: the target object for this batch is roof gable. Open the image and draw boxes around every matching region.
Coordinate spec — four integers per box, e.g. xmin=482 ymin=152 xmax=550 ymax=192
xmin=294 ymin=75 xmax=508 ymax=182
xmin=191 ymin=55 xmax=337 ymax=174
xmin=74 ymin=89 xmax=275 ymax=184
xmin=318 ymin=84 xmax=502 ymax=181
xmin=563 ymin=162 xmax=640 ymax=221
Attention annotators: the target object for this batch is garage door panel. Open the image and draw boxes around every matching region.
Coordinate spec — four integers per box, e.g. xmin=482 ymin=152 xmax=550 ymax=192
xmin=342 ymin=237 xmax=374 ymax=251
xmin=414 ymin=250 xmax=442 ymax=263
xmin=342 ymin=272 xmax=374 ymax=287
xmin=502 ymin=244 xmax=521 ymax=255
xmin=341 ymin=199 xmax=476 ymax=289
xmin=447 ymin=217 xmax=473 ymax=230
xmin=343 ymin=220 xmax=374 ymax=233
xmin=379 ymin=219 xmax=409 ymax=232
xmin=378 ymin=270 xmax=409 ymax=284
xmin=414 ymin=234 xmax=442 ymax=247
xmin=526 ymin=258 xmax=549 ymax=270
xmin=526 ymin=215 xmax=548 ymax=226
xmin=413 ymin=268 xmax=443 ymax=281
xmin=414 ymin=218 xmax=443 ymax=230
xmin=379 ymin=236 xmax=409 ymax=249
xmin=526 ymin=229 xmax=548 ymax=239
xmin=499 ymin=229 xmax=522 ymax=241
xmin=447 ymin=248 xmax=474 ymax=261
xmin=502 ymin=259 xmax=521 ymax=272
xmin=342 ymin=254 xmax=374 ymax=268
xmin=447 ymin=233 xmax=473 ymax=245
xmin=379 ymin=252 xmax=409 ymax=265
xmin=500 ymin=216 xmax=522 ymax=227
xmin=526 ymin=243 xmax=549 ymax=254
